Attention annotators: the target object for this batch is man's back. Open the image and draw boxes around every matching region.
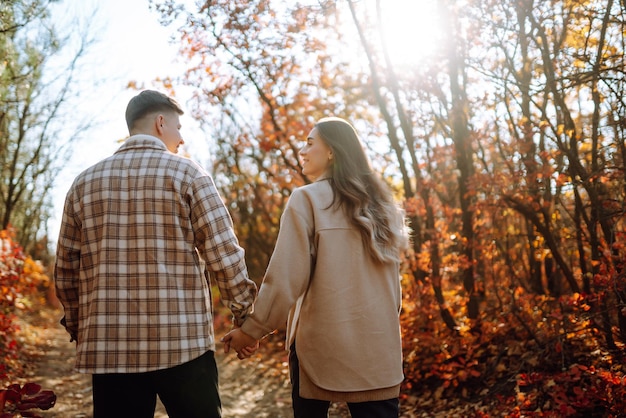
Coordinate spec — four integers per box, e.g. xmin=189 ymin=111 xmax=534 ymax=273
xmin=55 ymin=89 xmax=256 ymax=418
xmin=56 ymin=135 xmax=253 ymax=374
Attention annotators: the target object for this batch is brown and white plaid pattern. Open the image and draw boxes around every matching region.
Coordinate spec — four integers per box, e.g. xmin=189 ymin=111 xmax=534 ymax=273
xmin=54 ymin=135 xmax=256 ymax=374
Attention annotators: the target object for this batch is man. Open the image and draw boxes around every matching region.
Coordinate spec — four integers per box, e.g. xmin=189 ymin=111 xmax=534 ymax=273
xmin=54 ymin=90 xmax=257 ymax=418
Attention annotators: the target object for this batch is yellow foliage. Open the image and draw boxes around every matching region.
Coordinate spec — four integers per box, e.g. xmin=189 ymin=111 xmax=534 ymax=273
xmin=21 ymin=257 xmax=50 ymax=289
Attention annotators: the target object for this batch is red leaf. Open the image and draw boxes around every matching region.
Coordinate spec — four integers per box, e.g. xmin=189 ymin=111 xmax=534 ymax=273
xmin=20 ymin=383 xmax=41 ymax=397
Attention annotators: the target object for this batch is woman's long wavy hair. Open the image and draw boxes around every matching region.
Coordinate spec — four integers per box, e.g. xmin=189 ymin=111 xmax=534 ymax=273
xmin=315 ymin=117 xmax=408 ymax=263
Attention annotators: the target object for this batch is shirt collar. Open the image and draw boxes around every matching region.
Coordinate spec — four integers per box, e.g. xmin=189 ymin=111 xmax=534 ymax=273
xmin=114 ymin=135 xmax=168 ymax=154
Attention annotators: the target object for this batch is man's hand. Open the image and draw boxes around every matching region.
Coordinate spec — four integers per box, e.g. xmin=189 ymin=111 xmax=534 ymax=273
xmin=221 ymin=328 xmax=259 ymax=360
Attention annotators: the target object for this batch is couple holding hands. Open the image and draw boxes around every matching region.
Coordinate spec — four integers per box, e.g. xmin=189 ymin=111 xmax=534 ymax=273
xmin=55 ymin=90 xmax=408 ymax=418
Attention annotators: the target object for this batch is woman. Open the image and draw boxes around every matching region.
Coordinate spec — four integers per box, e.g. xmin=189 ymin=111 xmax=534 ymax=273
xmin=223 ymin=117 xmax=408 ymax=418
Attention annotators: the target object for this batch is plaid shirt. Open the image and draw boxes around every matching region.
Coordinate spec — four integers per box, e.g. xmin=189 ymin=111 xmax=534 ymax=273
xmin=54 ymin=135 xmax=257 ymax=374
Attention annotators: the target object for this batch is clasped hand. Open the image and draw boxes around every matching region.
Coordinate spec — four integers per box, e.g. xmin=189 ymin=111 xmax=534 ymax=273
xmin=221 ymin=328 xmax=259 ymax=360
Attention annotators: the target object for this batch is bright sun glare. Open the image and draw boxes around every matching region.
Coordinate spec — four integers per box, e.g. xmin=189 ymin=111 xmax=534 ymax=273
xmin=378 ymin=0 xmax=441 ymax=67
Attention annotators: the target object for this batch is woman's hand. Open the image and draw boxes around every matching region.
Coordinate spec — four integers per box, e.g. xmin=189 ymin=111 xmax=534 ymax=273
xmin=221 ymin=328 xmax=259 ymax=359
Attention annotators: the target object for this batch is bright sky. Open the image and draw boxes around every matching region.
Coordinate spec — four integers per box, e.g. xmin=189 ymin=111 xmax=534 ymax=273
xmin=48 ymin=0 xmax=201 ymax=238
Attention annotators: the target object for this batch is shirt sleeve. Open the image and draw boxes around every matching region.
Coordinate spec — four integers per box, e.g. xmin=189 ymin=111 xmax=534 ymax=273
xmin=241 ymin=189 xmax=313 ymax=340
xmin=189 ymin=175 xmax=257 ymax=325
xmin=54 ymin=188 xmax=81 ymax=342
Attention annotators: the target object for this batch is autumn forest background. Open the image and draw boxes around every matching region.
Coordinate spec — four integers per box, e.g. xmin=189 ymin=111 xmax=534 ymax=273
xmin=1 ymin=0 xmax=625 ymax=416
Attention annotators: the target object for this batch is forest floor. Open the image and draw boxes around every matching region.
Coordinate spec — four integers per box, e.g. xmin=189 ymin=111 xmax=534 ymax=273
xmin=11 ymin=301 xmax=360 ymax=418
xmin=9 ymin=296 xmax=624 ymax=417
xmin=11 ymin=298 xmax=491 ymax=418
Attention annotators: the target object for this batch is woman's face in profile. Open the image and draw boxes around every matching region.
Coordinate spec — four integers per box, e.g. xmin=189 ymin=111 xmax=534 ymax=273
xmin=300 ymin=127 xmax=333 ymax=181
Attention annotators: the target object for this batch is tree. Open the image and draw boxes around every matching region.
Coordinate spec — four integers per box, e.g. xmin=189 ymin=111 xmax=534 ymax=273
xmin=474 ymin=0 xmax=626 ymax=346
xmin=340 ymin=0 xmax=439 ymax=329
xmin=0 ymin=0 xmax=93 ymax=254
xmin=153 ymin=0 xmax=385 ymax=279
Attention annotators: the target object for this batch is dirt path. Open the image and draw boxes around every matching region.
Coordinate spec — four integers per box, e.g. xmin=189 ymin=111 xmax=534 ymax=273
xmin=15 ymin=305 xmax=352 ymax=418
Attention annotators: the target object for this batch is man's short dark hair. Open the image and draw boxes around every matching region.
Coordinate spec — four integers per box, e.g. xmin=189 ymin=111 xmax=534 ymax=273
xmin=125 ymin=90 xmax=184 ymax=131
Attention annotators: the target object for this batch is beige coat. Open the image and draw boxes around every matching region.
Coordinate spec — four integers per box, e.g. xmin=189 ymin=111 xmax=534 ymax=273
xmin=241 ymin=179 xmax=404 ymax=401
